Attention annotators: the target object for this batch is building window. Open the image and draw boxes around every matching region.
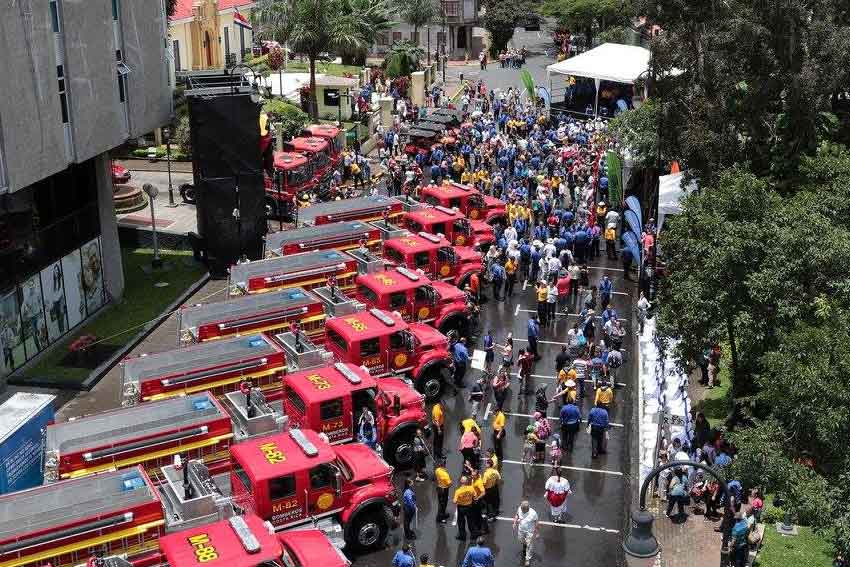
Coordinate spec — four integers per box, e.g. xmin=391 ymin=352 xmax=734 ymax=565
xmin=392 ymin=31 xmax=402 ymax=42
xmin=117 ymin=62 xmax=131 ymax=103
xmin=173 ymin=39 xmax=181 ymax=70
xmin=57 ymin=66 xmax=69 ymax=124
xmin=49 ymin=0 xmax=61 ymax=32
xmin=111 ymin=0 xmax=119 ymax=20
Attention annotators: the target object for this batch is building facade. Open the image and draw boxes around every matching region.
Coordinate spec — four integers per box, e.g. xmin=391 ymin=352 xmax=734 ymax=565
xmin=169 ymin=0 xmax=256 ymax=72
xmin=0 ymin=0 xmax=172 ymax=380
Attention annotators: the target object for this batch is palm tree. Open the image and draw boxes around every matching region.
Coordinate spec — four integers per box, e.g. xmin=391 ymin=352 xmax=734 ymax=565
xmin=340 ymin=0 xmax=395 ymax=66
xmin=396 ymin=0 xmax=435 ymax=47
xmin=252 ymin=0 xmax=294 ymax=69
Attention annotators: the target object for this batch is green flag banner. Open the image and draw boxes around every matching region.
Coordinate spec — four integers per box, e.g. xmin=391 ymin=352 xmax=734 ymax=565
xmin=606 ymin=151 xmax=623 ymax=207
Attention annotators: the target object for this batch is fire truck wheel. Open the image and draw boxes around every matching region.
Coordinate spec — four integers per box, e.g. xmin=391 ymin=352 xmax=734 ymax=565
xmin=416 ymin=365 xmax=446 ymax=402
xmin=265 ymin=196 xmax=279 ymax=219
xmin=383 ymin=429 xmax=416 ymax=468
xmin=350 ymin=508 xmax=389 ymax=551
xmin=456 ymin=273 xmax=471 ymax=290
xmin=439 ymin=314 xmax=469 ymax=340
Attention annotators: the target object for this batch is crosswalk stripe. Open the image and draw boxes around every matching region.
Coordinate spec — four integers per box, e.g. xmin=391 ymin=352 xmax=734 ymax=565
xmin=494 ymin=517 xmax=619 ymax=534
xmin=501 ymin=459 xmax=623 ymax=476
xmin=502 ymin=411 xmax=624 ymax=427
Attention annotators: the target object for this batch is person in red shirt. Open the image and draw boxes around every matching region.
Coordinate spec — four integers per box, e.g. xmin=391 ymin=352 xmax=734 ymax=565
xmin=556 ymin=270 xmax=571 ymax=314
xmin=517 ymin=348 xmax=534 ymax=396
xmin=470 ymin=271 xmax=483 ymax=303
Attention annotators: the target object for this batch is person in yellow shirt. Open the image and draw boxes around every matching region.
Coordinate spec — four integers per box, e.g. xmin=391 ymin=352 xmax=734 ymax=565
xmin=605 ymin=225 xmax=617 ymax=260
xmin=434 ymin=458 xmax=452 ymax=523
xmin=461 ymin=170 xmax=473 ymax=184
xmin=470 ymin=470 xmax=488 ymax=534
xmin=482 ymin=463 xmax=502 ymax=520
xmin=505 ymin=257 xmax=518 ymax=297
xmin=595 ymin=381 xmax=614 ymax=410
xmin=491 ymin=409 xmax=506 ymax=462
xmin=431 ymin=401 xmax=445 ymax=458
xmin=453 ymin=476 xmax=477 ymax=540
xmin=461 ymin=417 xmax=482 ymax=436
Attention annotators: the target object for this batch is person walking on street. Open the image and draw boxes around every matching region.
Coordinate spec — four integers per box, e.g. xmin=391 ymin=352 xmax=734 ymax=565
xmin=527 ymin=315 xmax=540 ymax=360
xmin=588 ymin=404 xmax=610 ymax=458
xmin=402 ymin=477 xmax=417 ymax=539
xmin=599 ymin=274 xmax=613 ymax=309
xmin=431 ymin=400 xmax=445 ymax=458
xmin=544 ymin=466 xmax=572 ymax=523
xmin=536 ymin=282 xmax=548 ymax=324
xmin=459 ymin=421 xmax=480 ymax=471
xmin=517 ymin=348 xmax=534 ymax=395
xmin=434 ymin=459 xmax=452 ymax=524
xmin=471 ymin=470 xmax=488 ymax=534
xmin=493 ymin=365 xmax=510 ymax=410
xmin=453 ymin=337 xmax=470 ymax=388
xmin=413 ymin=428 xmax=430 ymax=481
xmin=605 ymin=224 xmax=618 ymax=259
xmin=392 ymin=544 xmax=415 ymax=567
xmin=491 ymin=408 xmax=506 ymax=462
xmin=491 ymin=260 xmax=506 ymax=301
xmin=482 ymin=462 xmax=502 ymax=521
xmin=513 ymin=501 xmax=539 ymax=566
xmin=484 ymin=329 xmax=495 ymax=371
xmin=559 ymin=399 xmax=581 ymax=453
xmin=665 ymin=467 xmax=689 ymax=519
xmin=636 ymin=291 xmax=650 ymax=334
xmin=505 ymin=256 xmax=518 ymax=297
xmin=462 ymin=537 xmax=495 ymax=567
xmin=454 ymin=476 xmax=478 ymax=540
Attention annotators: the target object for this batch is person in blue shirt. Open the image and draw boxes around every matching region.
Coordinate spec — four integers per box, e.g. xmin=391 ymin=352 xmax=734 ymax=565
xmin=534 ymin=222 xmax=548 ymax=242
xmin=526 ymin=315 xmax=540 ymax=360
xmin=730 ymin=513 xmax=751 ymax=567
xmin=599 ymin=275 xmax=613 ymax=309
xmin=491 ymin=261 xmax=506 ymax=301
xmin=461 ymin=537 xmax=495 ymax=567
xmin=602 ymin=305 xmax=619 ymax=326
xmin=530 ymin=247 xmax=541 ymax=282
xmin=559 ymin=401 xmax=582 ymax=453
xmin=588 ymin=405 xmax=610 ymax=458
xmin=430 ymin=163 xmax=441 ymax=183
xmin=392 ymin=543 xmax=415 ymax=567
xmin=401 ymin=477 xmax=417 ymax=539
xmin=714 ymin=448 xmax=732 ymax=468
xmin=357 ymin=415 xmax=378 ymax=450
xmin=573 ymin=228 xmax=588 ymax=263
xmin=453 ymin=337 xmax=470 ymax=387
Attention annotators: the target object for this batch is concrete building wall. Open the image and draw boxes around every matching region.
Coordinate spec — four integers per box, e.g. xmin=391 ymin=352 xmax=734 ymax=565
xmin=120 ymin=0 xmax=172 ymax=137
xmin=171 ymin=23 xmax=191 ymax=71
xmin=0 ymin=0 xmax=67 ymax=193
xmin=94 ymin=153 xmax=124 ymax=300
xmin=63 ymin=0 xmax=127 ymax=163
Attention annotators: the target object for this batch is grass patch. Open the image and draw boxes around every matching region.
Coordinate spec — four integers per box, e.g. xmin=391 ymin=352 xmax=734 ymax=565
xmin=17 ymin=248 xmax=207 ymax=387
xmin=693 ymin=362 xmax=732 ymax=422
xmin=754 ymin=524 xmax=834 ymax=567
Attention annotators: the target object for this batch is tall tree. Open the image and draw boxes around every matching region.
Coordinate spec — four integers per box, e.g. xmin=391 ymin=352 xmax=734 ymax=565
xmin=396 ymin=0 xmax=436 ymax=44
xmin=540 ymin=0 xmax=628 ymax=47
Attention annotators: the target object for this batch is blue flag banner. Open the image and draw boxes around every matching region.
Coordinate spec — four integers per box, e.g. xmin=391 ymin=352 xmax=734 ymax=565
xmin=624 ymin=210 xmax=642 ymax=238
xmin=625 ymin=196 xmax=642 ymax=230
xmin=622 ymin=230 xmax=641 ymax=266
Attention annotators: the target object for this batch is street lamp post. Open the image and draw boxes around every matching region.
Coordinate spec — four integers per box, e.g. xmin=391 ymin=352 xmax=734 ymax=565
xmin=142 ymin=183 xmax=163 ymax=269
xmin=164 ymin=124 xmax=176 ymax=207
xmin=623 ymin=460 xmax=733 ymax=567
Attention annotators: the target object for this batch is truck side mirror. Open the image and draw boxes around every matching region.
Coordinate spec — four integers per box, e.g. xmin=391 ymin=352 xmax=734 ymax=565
xmin=393 ymin=393 xmax=401 ymax=416
xmin=333 ymin=470 xmax=343 ymax=497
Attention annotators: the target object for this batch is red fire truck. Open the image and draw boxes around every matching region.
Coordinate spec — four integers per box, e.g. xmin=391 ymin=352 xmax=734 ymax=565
xmin=303 ymin=124 xmax=343 ymax=169
xmin=121 ymin=334 xmax=287 ymax=405
xmin=178 ymin=288 xmax=327 ymax=345
xmin=323 ymin=308 xmax=453 ymax=401
xmin=284 ymin=137 xmax=332 ymax=188
xmin=264 ymin=220 xmax=382 ymax=257
xmin=282 ymin=362 xmax=426 ymax=466
xmin=382 ymin=231 xmax=483 ymax=288
xmin=355 ymin=266 xmax=470 ymax=336
xmin=0 ymin=467 xmax=165 ymax=567
xmin=156 ymin=516 xmax=350 ymax=567
xmin=419 ymin=182 xmax=508 ymax=226
xmin=298 ymin=196 xmax=404 ymax=227
xmin=402 ymin=205 xmax=495 ymax=250
xmin=228 ymin=250 xmax=359 ymax=296
xmin=45 ymin=392 xmax=234 ymax=482
xmin=263 ymin=152 xmax=313 ymax=219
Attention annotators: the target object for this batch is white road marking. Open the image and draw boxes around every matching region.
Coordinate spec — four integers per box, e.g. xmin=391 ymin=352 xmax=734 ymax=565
xmin=516 ymin=308 xmax=627 ymax=322
xmin=495 ymin=517 xmax=619 ymax=534
xmin=523 ymin=280 xmax=529 ymax=291
xmin=587 ymin=266 xmax=624 ymax=272
xmin=514 ymin=303 xmax=521 ymax=316
xmin=525 ymin=373 xmax=628 ymax=388
xmin=503 ymin=411 xmax=623 ymax=427
xmin=502 ymin=459 xmax=623 ymax=476
xmin=484 ymin=402 xmax=493 ymax=420
xmin=453 ymin=508 xmax=458 ymax=526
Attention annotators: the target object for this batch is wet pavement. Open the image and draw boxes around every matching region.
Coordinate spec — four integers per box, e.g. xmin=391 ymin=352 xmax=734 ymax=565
xmin=355 ymin=249 xmax=637 ymax=567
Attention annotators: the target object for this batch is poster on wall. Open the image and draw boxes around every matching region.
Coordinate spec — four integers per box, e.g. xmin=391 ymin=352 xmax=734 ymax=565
xmin=62 ymin=249 xmax=85 ymax=329
xmin=81 ymin=238 xmax=104 ymax=315
xmin=40 ymin=261 xmax=68 ymax=344
xmin=19 ymin=275 xmax=48 ymax=360
xmin=0 ymin=290 xmax=25 ymax=377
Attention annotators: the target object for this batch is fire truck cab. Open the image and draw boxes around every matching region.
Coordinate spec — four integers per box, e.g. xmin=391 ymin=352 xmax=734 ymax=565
xmin=419 ymin=182 xmax=508 ymax=226
xmin=227 ymin=429 xmax=398 ymax=552
xmin=158 ymin=515 xmax=350 ymax=567
xmin=402 ymin=205 xmax=495 ymax=251
xmin=284 ymin=137 xmax=332 ymax=188
xmin=282 ymin=362 xmax=426 ymax=467
xmin=355 ymin=266 xmax=470 ymax=336
xmin=323 ymin=308 xmax=453 ymax=401
xmin=303 ymin=124 xmax=343 ymax=169
xmin=264 ymin=152 xmax=313 ymax=219
xmin=382 ymin=231 xmax=482 ymax=288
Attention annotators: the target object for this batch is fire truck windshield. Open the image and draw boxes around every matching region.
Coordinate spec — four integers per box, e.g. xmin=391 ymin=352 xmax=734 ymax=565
xmin=469 ymin=194 xmax=485 ymax=209
xmin=287 ymin=165 xmax=310 ymax=186
xmin=314 ymin=151 xmax=329 ymax=169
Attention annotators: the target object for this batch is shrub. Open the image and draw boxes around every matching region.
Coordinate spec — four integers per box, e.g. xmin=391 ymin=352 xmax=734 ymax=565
xmin=263 ymin=99 xmax=311 ymax=140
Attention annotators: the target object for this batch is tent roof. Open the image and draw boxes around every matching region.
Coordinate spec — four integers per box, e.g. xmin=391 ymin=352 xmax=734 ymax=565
xmin=657 ymin=171 xmax=699 ymax=232
xmin=547 ymin=43 xmax=651 ymax=84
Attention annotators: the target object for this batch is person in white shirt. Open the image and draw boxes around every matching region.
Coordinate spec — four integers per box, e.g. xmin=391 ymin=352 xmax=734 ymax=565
xmin=513 ymin=501 xmax=539 ymax=566
xmin=504 ymin=225 xmax=518 ymax=243
xmin=605 ymin=208 xmax=620 ymax=230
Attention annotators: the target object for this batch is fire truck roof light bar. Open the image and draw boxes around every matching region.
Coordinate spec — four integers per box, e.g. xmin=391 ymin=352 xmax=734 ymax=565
xmin=449 ymin=182 xmax=473 ymax=193
xmin=263 ymin=264 xmax=346 ymax=284
xmin=370 ymin=309 xmax=396 ymax=326
xmin=218 ymin=307 xmax=309 ymax=330
xmin=434 ymin=205 xmax=456 ymax=216
xmin=161 ymin=359 xmax=267 ymax=387
xmin=395 ymin=267 xmax=420 ymax=281
xmin=0 ymin=512 xmax=134 ymax=555
xmin=83 ymin=426 xmax=210 ymax=462
xmin=417 ymin=232 xmax=442 ymax=243
xmin=228 ymin=516 xmax=261 ymax=554
xmin=334 ymin=363 xmax=362 ymax=385
xmin=289 ymin=429 xmax=319 ymax=457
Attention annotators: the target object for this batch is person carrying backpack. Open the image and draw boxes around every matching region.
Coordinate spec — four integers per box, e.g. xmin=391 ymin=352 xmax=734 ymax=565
xmin=665 ymin=468 xmax=689 ymax=519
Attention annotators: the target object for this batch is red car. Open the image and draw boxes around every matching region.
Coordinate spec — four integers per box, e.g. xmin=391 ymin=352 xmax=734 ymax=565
xmin=112 ymin=164 xmax=131 ymax=184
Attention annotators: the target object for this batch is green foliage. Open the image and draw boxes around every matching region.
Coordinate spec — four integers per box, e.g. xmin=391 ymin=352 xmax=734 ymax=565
xmin=608 ymin=99 xmax=660 ymax=169
xmin=540 ymin=0 xmax=627 ymax=45
xmin=395 ymin=0 xmax=435 ymax=32
xmin=755 ymin=525 xmax=836 ymax=567
xmin=174 ymin=114 xmax=192 ymax=156
xmin=383 ymin=40 xmax=425 ymax=78
xmin=262 ymin=99 xmax=310 ymax=139
xmin=482 ymin=0 xmax=532 ymax=54
xmin=519 ymin=69 xmax=535 ymax=101
xmin=597 ymin=25 xmax=630 ymax=45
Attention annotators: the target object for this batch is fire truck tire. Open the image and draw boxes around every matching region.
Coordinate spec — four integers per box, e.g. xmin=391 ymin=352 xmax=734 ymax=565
xmin=348 ymin=506 xmax=390 ymax=552
xmin=383 ymin=427 xmax=416 ymax=469
xmin=456 ymin=273 xmax=471 ymax=290
xmin=439 ymin=313 xmax=469 ymax=339
xmin=179 ymin=183 xmax=196 ymax=204
xmin=416 ymin=364 xmax=448 ymax=402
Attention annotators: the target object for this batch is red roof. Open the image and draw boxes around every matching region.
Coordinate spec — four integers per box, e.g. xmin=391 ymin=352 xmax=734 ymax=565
xmin=158 ymin=514 xmax=281 ymax=567
xmin=230 ymin=429 xmax=336 ymax=482
xmin=171 ymin=0 xmax=254 ymax=21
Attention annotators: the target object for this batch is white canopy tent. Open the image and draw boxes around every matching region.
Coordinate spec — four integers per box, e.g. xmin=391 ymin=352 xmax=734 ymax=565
xmin=547 ymin=43 xmax=651 ymax=116
xmin=658 ymin=171 xmax=699 ymax=232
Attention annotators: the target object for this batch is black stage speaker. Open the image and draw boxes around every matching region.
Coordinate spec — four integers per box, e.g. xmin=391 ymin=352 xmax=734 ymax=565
xmin=187 ymin=90 xmax=266 ymax=276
